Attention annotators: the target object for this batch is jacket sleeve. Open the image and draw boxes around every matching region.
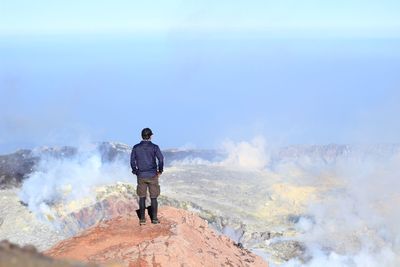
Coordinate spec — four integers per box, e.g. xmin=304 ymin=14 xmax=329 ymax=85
xmin=130 ymin=147 xmax=138 ymax=175
xmin=155 ymin=145 xmax=164 ymax=173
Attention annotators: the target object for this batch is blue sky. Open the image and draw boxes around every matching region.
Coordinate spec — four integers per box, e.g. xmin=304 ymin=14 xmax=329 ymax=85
xmin=1 ymin=1 xmax=400 ymax=152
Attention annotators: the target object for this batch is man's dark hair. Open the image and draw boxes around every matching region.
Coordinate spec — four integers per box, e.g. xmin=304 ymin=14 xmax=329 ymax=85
xmin=141 ymin=128 xmax=153 ymax=140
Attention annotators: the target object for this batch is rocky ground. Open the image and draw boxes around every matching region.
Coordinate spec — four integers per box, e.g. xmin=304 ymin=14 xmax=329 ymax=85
xmin=46 ymin=206 xmax=267 ymax=267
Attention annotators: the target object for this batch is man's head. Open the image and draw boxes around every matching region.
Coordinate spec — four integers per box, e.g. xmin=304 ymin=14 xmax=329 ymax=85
xmin=141 ymin=128 xmax=153 ymax=140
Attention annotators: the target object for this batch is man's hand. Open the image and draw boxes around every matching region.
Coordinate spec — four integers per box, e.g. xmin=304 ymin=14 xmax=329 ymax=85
xmin=157 ymin=171 xmax=162 ymax=177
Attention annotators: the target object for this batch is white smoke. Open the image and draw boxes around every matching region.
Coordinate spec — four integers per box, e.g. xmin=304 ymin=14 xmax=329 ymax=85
xmin=220 ymin=136 xmax=270 ymax=170
xmin=19 ymin=147 xmax=132 ymax=222
xmin=280 ymin=152 xmax=400 ymax=267
xmin=169 ymin=136 xmax=271 ymax=170
xmin=283 ymin=247 xmax=397 ymax=267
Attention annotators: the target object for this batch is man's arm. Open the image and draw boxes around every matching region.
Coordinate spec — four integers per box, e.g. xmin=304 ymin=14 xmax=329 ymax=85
xmin=155 ymin=145 xmax=164 ymax=174
xmin=130 ymin=147 xmax=138 ymax=175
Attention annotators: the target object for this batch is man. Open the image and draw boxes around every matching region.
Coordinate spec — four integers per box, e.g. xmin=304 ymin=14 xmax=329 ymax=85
xmin=130 ymin=128 xmax=164 ymax=225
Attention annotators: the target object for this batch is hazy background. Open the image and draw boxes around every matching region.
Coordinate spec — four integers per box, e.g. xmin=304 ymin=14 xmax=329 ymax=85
xmin=1 ymin=0 xmax=400 ymax=153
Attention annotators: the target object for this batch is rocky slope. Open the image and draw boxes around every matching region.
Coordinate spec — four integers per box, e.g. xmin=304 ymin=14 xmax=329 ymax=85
xmin=46 ymin=206 xmax=267 ymax=267
xmin=0 ymin=240 xmax=99 ymax=267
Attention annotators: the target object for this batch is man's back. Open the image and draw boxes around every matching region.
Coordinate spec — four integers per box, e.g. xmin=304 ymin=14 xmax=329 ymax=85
xmin=131 ymin=141 xmax=164 ymax=179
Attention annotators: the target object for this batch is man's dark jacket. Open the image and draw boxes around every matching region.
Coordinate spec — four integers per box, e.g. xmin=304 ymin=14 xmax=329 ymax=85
xmin=130 ymin=141 xmax=164 ymax=179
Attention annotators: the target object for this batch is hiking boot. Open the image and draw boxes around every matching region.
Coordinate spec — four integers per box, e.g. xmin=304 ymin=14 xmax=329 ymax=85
xmin=139 ymin=219 xmax=146 ymax=225
xmin=150 ymin=198 xmax=158 ymax=223
xmin=151 ymin=218 xmax=160 ymax=224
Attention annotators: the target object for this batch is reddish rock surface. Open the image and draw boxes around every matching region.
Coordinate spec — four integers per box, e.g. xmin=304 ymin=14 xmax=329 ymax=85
xmin=0 ymin=240 xmax=99 ymax=267
xmin=46 ymin=206 xmax=268 ymax=267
